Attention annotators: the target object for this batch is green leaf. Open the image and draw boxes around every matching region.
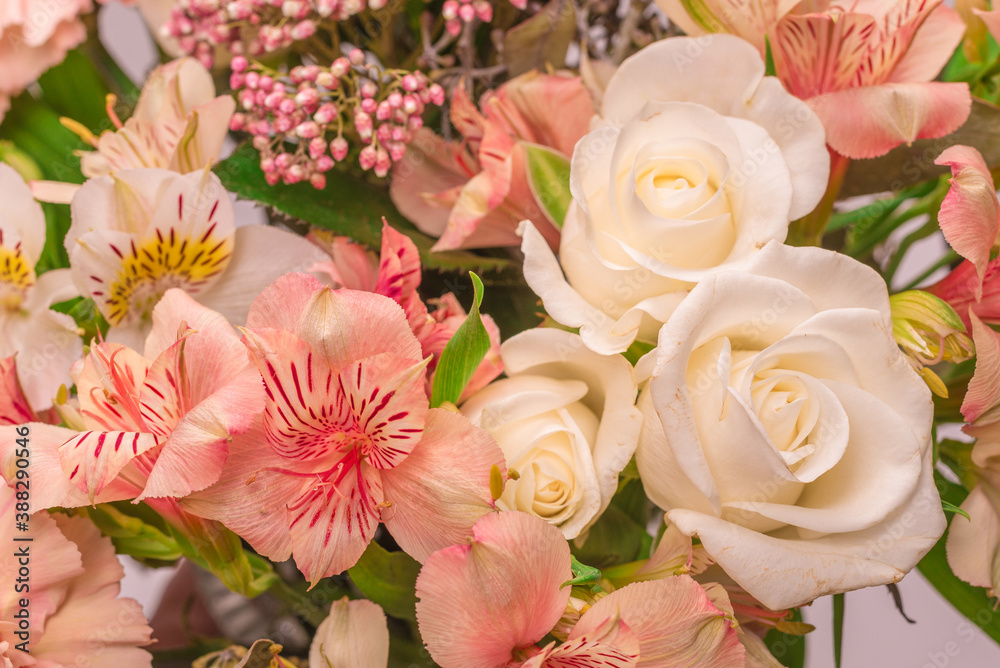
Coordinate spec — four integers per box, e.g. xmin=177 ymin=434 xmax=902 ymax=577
xmin=348 ymin=540 xmax=422 ymax=621
xmin=38 ymin=49 xmax=112 ymax=133
xmin=839 ymin=100 xmax=1000 ymax=199
xmin=503 ymin=0 xmax=576 ymax=77
xmin=85 ymin=504 xmax=184 ymax=565
xmin=943 ymin=500 xmax=971 ymax=521
xmin=523 ymin=143 xmax=571 ymax=228
xmin=764 ymin=608 xmax=807 ymax=668
xmin=571 ymin=504 xmax=645 ymax=569
xmin=833 ymin=593 xmax=845 ymax=668
xmin=918 ymin=473 xmax=1000 ymax=646
xmin=430 ymin=272 xmax=490 ymax=407
xmin=764 ymin=36 xmax=777 ymax=77
xmin=562 ymin=555 xmax=603 ymax=590
xmin=167 ymin=519 xmax=277 ymax=598
xmin=214 ymin=144 xmax=511 ymax=274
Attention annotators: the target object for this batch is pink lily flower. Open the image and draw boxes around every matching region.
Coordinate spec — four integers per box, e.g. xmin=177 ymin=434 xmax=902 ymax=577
xmin=390 ymin=71 xmax=595 ymax=251
xmin=0 ymin=164 xmax=82 ymax=413
xmin=0 ymin=288 xmax=262 ymax=510
xmin=415 ymin=511 xmax=747 ymax=667
xmin=311 ymin=222 xmax=503 ymax=401
xmin=183 ymin=273 xmax=507 ymax=583
xmin=658 ymin=0 xmax=971 ymax=159
xmin=65 ymin=166 xmax=327 ymax=348
xmin=0 ymin=0 xmax=92 ymax=123
xmin=0 ymin=486 xmax=153 ymax=667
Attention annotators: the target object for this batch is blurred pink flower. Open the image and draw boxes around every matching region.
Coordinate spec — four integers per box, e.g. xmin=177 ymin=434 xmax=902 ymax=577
xmin=184 ymin=273 xmax=506 ymax=584
xmin=391 ymin=71 xmax=595 ymax=251
xmin=0 ymin=0 xmax=93 ymax=122
xmin=658 ymin=0 xmax=971 ymax=159
xmin=0 ymin=486 xmax=153 ymax=667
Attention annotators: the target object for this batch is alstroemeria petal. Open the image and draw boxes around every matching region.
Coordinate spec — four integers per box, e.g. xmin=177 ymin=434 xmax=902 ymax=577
xmin=2 ymin=424 xmax=137 ymax=509
xmin=0 ymin=357 xmax=34 ymax=425
xmin=59 ymin=430 xmax=160 ymax=501
xmin=309 ymin=598 xmax=390 ymax=668
xmin=288 ymin=459 xmax=383 ymax=584
xmin=936 ymin=145 xmax=1000 ymax=299
xmin=415 ymin=511 xmax=572 ymax=668
xmin=808 ymin=82 xmax=972 ymax=159
xmin=0 ymin=162 xmax=46 ymax=264
xmin=889 ymin=4 xmax=966 ymax=84
xmin=570 ymin=577 xmax=744 ymax=668
xmin=962 ymin=312 xmax=1000 ymax=424
xmin=945 ymin=484 xmax=1000 ymax=591
xmin=519 ymin=615 xmax=639 ymax=668
xmin=381 ymin=409 xmax=505 ymax=563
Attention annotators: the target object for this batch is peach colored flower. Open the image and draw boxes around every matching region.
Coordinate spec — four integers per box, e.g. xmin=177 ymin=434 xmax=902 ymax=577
xmin=391 ymin=71 xmax=595 ymax=251
xmin=184 ymin=273 xmax=506 ymax=583
xmin=658 ymin=0 xmax=971 ymax=159
xmin=0 ymin=486 xmax=153 ymax=667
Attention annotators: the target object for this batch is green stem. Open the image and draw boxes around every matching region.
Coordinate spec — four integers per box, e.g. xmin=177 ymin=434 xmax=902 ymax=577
xmin=787 ymin=150 xmax=850 ymax=247
xmin=833 ymin=593 xmax=845 ymax=668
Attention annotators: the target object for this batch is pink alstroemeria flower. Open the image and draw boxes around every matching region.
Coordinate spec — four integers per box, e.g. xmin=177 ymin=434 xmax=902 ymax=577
xmin=390 ymin=71 xmax=595 ymax=251
xmin=0 ymin=0 xmax=92 ymax=123
xmin=913 ymin=146 xmax=1000 ymax=423
xmin=184 ymin=273 xmax=507 ymax=583
xmin=0 ymin=164 xmax=82 ymax=413
xmin=0 ymin=356 xmax=60 ymax=426
xmin=65 ymin=166 xmax=327 ymax=348
xmin=658 ymin=0 xmax=971 ymax=160
xmin=311 ymin=222 xmax=503 ymax=400
xmin=0 ymin=487 xmax=153 ymax=667
xmin=415 ymin=511 xmax=747 ymax=667
xmin=0 ymin=289 xmax=262 ymax=510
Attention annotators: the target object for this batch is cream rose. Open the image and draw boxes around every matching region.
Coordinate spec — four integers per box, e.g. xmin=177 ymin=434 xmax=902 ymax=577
xmin=521 ymin=34 xmax=830 ymax=355
xmin=461 ymin=328 xmax=641 ymax=539
xmin=636 ymin=242 xmax=945 ymax=610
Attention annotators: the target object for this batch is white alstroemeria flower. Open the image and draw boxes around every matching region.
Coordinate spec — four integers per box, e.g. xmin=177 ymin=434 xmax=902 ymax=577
xmin=65 ymin=166 xmax=327 ymax=347
xmin=461 ymin=328 xmax=642 ymax=539
xmin=0 ymin=164 xmax=81 ymax=412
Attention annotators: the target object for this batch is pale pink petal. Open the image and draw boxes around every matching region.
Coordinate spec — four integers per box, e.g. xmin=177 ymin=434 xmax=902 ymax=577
xmin=415 ymin=511 xmax=572 ymax=668
xmin=29 ymin=179 xmax=81 ymax=204
xmin=935 ymin=145 xmax=1000 ymax=299
xmin=288 ymin=459 xmax=383 ymax=584
xmin=520 ymin=616 xmax=639 ymax=668
xmin=58 ymin=430 xmax=160 ymax=501
xmin=375 ymin=222 xmax=427 ymax=327
xmin=963 ymin=312 xmax=1000 ymax=424
xmin=772 ymin=12 xmax=876 ymax=98
xmin=0 ymin=162 xmax=46 ymax=264
xmin=496 ymin=71 xmax=595 ymax=159
xmin=925 ymin=259 xmax=987 ymax=330
xmin=889 ymin=4 xmax=966 ymax=84
xmin=0 ymin=20 xmax=87 ymax=96
xmin=808 ymin=82 xmax=972 ymax=159
xmin=976 ymin=9 xmax=1000 ymax=46
xmin=1 ymin=423 xmax=137 ymax=509
xmin=182 ymin=419 xmax=296 ymax=562
xmin=449 ymin=84 xmax=486 ymax=141
xmin=134 ymin=58 xmax=216 ymax=124
xmin=29 ymin=517 xmax=153 ymax=668
xmin=309 ymin=598 xmax=390 ymax=668
xmin=170 ymin=96 xmax=236 ymax=173
xmin=308 ymin=234 xmax=378 ymax=291
xmin=0 ymin=357 xmax=34 ymax=425
xmin=245 ymin=272 xmax=327 ymax=333
xmin=381 ymin=409 xmax=505 ymax=562
xmin=946 ymin=484 xmax=1000 ymax=592
xmin=389 ymin=129 xmax=473 ymax=240
xmin=433 ymin=163 xmax=513 ymax=251
xmin=570 ymin=577 xmax=745 ymax=668
xmin=76 ymin=342 xmax=149 ymax=432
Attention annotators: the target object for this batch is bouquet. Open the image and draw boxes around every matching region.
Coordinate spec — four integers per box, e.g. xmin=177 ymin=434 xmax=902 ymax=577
xmin=2 ymin=0 xmax=1000 ymax=665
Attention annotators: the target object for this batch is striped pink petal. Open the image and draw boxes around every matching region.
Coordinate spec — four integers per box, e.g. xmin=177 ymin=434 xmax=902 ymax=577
xmin=0 ymin=356 xmax=35 ymax=426
xmin=58 ymin=430 xmax=160 ymax=501
xmin=963 ymin=312 xmax=1000 ymax=424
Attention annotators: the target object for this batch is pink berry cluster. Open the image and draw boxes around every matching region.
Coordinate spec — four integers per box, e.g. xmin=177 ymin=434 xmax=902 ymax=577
xmin=164 ymin=0 xmax=388 ymax=68
xmin=229 ymin=51 xmax=445 ymax=188
xmin=441 ymin=0 xmax=525 ymax=35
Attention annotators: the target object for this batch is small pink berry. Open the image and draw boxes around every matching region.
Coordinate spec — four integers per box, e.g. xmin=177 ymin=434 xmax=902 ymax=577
xmin=349 ymin=48 xmax=365 ymax=66
xmin=230 ymin=113 xmax=247 ymax=131
xmin=458 ymin=3 xmax=475 ymax=22
xmin=310 ymin=173 xmax=327 ymax=189
xmin=317 ymin=71 xmax=336 ymax=88
xmin=314 ymin=103 xmax=339 ymax=124
xmin=359 ymin=145 xmax=377 ymax=170
xmin=360 ymin=98 xmax=377 ymax=114
xmin=330 ymin=137 xmax=349 ymax=161
xmin=360 ymin=81 xmax=377 ymax=98
xmin=428 ymin=84 xmax=445 ymax=105
xmin=297 ymin=121 xmax=321 ymax=139
xmin=401 ymin=74 xmax=418 ymax=92
xmin=316 ymin=155 xmax=334 ymax=171
xmin=245 ymin=71 xmax=260 ymax=89
xmin=331 ymin=57 xmax=350 ymax=77
xmin=442 ymin=0 xmax=458 ymax=20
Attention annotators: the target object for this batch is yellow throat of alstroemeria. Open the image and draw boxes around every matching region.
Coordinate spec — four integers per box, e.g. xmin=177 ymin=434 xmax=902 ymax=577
xmin=0 ymin=242 xmax=35 ymax=312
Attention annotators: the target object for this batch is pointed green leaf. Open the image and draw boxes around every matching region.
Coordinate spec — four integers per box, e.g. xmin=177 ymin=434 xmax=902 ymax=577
xmin=430 ymin=272 xmax=491 ymax=407
xmin=943 ymin=500 xmax=971 ymax=521
xmin=764 ymin=608 xmax=807 ymax=668
xmin=348 ymin=540 xmax=421 ymax=621
xmin=523 ymin=142 xmax=571 ymax=228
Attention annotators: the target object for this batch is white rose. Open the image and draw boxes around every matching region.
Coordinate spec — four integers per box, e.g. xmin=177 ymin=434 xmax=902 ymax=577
xmin=521 ymin=34 xmax=830 ymax=355
xmin=636 ymin=242 xmax=944 ymax=610
xmin=461 ymin=328 xmax=642 ymax=539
